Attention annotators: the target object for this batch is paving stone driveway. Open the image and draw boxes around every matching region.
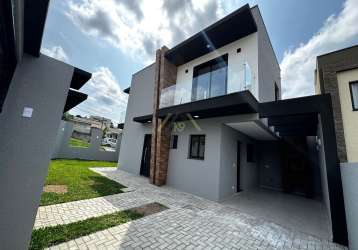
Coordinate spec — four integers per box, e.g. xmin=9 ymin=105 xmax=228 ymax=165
xmin=38 ymin=168 xmax=346 ymax=250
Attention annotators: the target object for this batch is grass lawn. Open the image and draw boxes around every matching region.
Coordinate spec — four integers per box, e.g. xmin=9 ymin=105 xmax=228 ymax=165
xmin=30 ymin=209 xmax=143 ymax=250
xmin=69 ymin=138 xmax=90 ymax=148
xmin=40 ymin=159 xmax=125 ymax=206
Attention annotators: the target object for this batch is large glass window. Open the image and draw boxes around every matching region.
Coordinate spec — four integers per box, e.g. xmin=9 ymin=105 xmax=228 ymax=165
xmin=350 ymin=81 xmax=358 ymax=111
xmin=192 ymin=54 xmax=228 ymax=101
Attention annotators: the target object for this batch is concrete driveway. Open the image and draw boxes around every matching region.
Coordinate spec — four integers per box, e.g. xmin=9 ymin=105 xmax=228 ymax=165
xmin=41 ymin=168 xmax=346 ymax=250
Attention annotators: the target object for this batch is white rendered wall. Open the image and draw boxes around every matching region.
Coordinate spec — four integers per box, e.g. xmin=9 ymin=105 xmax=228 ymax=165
xmin=118 ymin=64 xmax=155 ymax=174
xmin=174 ymin=33 xmax=259 ymax=104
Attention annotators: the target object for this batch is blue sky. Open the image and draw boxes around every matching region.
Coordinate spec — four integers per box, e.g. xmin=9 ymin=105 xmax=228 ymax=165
xmin=41 ymin=0 xmax=358 ymax=124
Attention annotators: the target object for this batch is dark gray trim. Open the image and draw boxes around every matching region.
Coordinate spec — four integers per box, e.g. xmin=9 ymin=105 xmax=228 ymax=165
xmin=0 ymin=0 xmax=17 ymax=113
xmin=123 ymin=87 xmax=130 ymax=94
xmin=259 ymin=94 xmax=348 ymax=246
xmin=188 ymin=134 xmax=205 ymax=160
xmin=349 ymin=81 xmax=358 ymax=111
xmin=63 ymin=90 xmax=88 ymax=113
xmin=158 ymin=90 xmax=259 ymax=121
xmin=70 ymin=68 xmax=92 ymax=90
xmin=133 ymin=114 xmax=153 ymax=123
xmin=23 ymin=0 xmax=49 ymax=57
xmin=165 ymin=4 xmax=257 ymax=66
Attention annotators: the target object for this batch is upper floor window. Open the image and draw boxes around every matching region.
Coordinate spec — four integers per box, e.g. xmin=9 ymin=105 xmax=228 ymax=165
xmin=192 ymin=54 xmax=228 ymax=101
xmin=349 ymin=81 xmax=358 ymax=111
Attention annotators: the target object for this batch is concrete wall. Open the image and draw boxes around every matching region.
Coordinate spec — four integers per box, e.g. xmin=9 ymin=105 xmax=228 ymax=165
xmin=340 ymin=163 xmax=358 ymax=250
xmin=219 ymin=124 xmax=258 ymax=199
xmin=251 ymin=6 xmax=281 ymax=102
xmin=167 ymin=114 xmax=258 ymax=201
xmin=337 ymin=69 xmax=358 ymax=162
xmin=119 ymin=64 xmax=155 ymax=174
xmin=167 ymin=119 xmax=222 ymax=201
xmin=175 ymin=33 xmax=259 ymax=103
xmin=52 ymin=121 xmax=121 ymax=162
xmin=0 ymin=54 xmax=74 ymax=249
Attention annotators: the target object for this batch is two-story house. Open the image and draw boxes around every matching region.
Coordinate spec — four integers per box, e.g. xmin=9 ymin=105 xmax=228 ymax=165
xmin=119 ymin=4 xmax=348 ymax=246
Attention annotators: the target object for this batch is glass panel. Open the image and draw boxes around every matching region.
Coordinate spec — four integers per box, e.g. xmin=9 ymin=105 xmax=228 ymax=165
xmin=160 ymin=84 xmax=176 ymax=108
xmin=210 ymin=63 xmax=227 ymax=97
xmin=199 ymin=136 xmax=205 ymax=159
xmin=190 ymin=136 xmax=199 ymax=158
xmin=352 ymin=83 xmax=358 ymax=109
xmin=244 ymin=63 xmax=252 ymax=90
xmin=194 ymin=66 xmax=210 ymax=101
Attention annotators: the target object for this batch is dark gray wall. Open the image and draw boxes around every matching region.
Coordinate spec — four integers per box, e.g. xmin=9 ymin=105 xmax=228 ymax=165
xmin=119 ymin=64 xmax=155 ymax=174
xmin=0 ymin=54 xmax=73 ymax=249
xmin=52 ymin=121 xmax=121 ymax=162
xmin=258 ymin=141 xmax=282 ymax=190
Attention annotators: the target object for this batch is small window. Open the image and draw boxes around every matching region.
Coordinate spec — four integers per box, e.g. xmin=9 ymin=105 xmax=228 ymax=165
xmin=171 ymin=135 xmax=178 ymax=149
xmin=247 ymin=144 xmax=255 ymax=163
xmin=189 ymin=135 xmax=205 ymax=160
xmin=349 ymin=81 xmax=358 ymax=111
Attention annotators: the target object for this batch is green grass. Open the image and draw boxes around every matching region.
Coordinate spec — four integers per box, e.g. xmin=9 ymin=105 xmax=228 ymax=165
xmin=69 ymin=138 xmax=90 ymax=148
xmin=40 ymin=159 xmax=124 ymax=206
xmin=29 ymin=210 xmax=143 ymax=250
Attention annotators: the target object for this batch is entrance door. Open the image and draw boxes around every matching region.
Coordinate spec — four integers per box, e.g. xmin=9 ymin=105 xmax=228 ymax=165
xmin=140 ymin=134 xmax=152 ymax=177
xmin=237 ymin=141 xmax=241 ymax=192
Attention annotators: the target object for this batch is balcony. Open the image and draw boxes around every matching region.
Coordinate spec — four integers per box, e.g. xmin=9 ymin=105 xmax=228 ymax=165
xmin=159 ymin=62 xmax=255 ymax=108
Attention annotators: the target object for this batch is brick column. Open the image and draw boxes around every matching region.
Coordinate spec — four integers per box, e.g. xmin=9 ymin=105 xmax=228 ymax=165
xmin=150 ymin=46 xmax=177 ymax=186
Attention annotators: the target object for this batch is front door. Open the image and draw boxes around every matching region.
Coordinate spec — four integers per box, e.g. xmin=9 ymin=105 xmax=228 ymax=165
xmin=140 ymin=134 xmax=152 ymax=177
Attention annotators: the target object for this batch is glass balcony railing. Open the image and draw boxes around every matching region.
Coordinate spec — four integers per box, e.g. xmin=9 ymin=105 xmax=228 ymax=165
xmin=159 ymin=62 xmax=255 ymax=108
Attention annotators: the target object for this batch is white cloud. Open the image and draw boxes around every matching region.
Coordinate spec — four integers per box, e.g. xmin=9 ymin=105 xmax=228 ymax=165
xmin=41 ymin=45 xmax=69 ymax=62
xmin=281 ymin=0 xmax=358 ymax=99
xmin=71 ymin=67 xmax=128 ymax=124
xmin=65 ymin=0 xmax=232 ymax=64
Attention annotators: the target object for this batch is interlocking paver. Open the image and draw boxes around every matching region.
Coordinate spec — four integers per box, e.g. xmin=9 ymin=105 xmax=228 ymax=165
xmin=36 ymin=167 xmax=347 ymax=250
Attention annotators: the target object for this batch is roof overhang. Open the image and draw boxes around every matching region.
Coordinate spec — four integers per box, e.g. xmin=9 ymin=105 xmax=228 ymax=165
xmin=63 ymin=89 xmax=88 ymax=113
xmin=165 ymin=4 xmax=257 ymax=66
xmin=259 ymin=95 xmax=324 ymax=137
xmin=226 ymin=120 xmax=278 ymax=140
xmin=123 ymin=87 xmax=130 ymax=94
xmin=70 ymin=68 xmax=92 ymax=90
xmin=133 ymin=90 xmax=258 ymax=123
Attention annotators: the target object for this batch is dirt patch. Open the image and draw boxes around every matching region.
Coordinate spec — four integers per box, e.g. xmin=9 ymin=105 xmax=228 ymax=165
xmin=129 ymin=202 xmax=167 ymax=216
xmin=43 ymin=185 xmax=68 ymax=194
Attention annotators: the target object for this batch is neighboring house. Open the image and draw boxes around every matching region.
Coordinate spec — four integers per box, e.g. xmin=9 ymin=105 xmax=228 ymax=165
xmin=315 ymin=45 xmax=358 ymax=249
xmin=106 ymin=127 xmax=122 ymax=140
xmin=119 ymin=4 xmax=348 ymax=246
xmin=0 ymin=1 xmax=91 ymax=249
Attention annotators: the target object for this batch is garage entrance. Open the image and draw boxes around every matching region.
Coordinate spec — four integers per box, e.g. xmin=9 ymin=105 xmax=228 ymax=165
xmin=223 ymin=95 xmax=347 ymax=245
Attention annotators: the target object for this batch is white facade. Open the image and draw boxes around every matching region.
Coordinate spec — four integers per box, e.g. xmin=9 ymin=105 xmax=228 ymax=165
xmin=120 ymin=5 xmax=281 ymax=202
xmin=174 ymin=33 xmax=259 ymax=105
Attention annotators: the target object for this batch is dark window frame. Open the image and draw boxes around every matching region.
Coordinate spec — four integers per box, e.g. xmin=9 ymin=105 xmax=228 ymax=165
xmin=189 ymin=134 xmax=205 ymax=160
xmin=349 ymin=81 xmax=358 ymax=111
xmin=171 ymin=135 xmax=178 ymax=149
xmin=274 ymin=82 xmax=280 ymax=101
xmin=192 ymin=54 xmax=228 ymax=102
xmin=246 ymin=143 xmax=255 ymax=163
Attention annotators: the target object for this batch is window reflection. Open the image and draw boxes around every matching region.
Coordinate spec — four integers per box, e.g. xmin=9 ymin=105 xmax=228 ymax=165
xmin=192 ymin=54 xmax=228 ymax=101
